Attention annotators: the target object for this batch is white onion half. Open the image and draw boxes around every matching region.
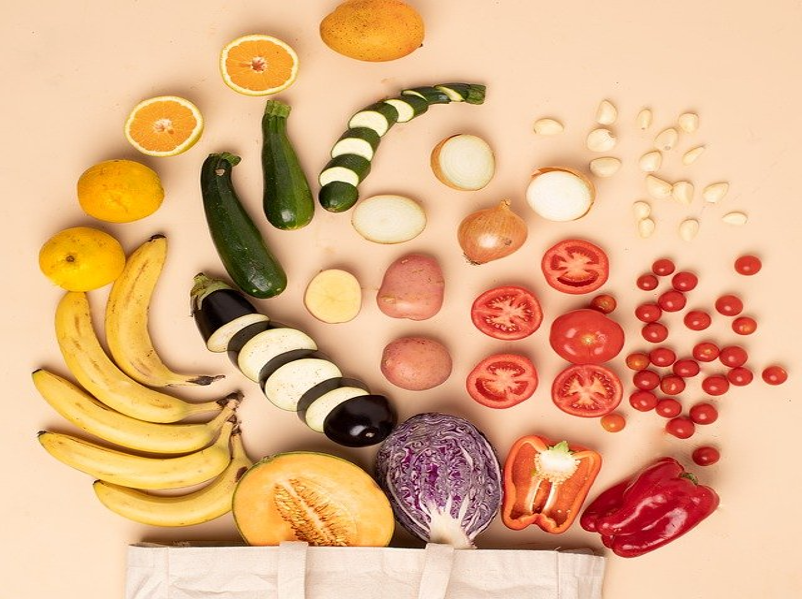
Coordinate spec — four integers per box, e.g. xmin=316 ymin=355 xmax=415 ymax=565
xmin=525 ymin=167 xmax=596 ymax=222
xmin=351 ymin=194 xmax=427 ymax=244
xmin=431 ymin=134 xmax=495 ymax=191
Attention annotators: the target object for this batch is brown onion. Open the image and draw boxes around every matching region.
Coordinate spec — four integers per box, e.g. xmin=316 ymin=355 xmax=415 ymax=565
xmin=457 ymin=200 xmax=528 ymax=265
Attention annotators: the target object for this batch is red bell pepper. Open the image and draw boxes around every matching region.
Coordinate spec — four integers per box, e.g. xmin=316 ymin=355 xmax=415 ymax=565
xmin=502 ymin=435 xmax=602 ymax=534
xmin=581 ymin=457 xmax=719 ymax=557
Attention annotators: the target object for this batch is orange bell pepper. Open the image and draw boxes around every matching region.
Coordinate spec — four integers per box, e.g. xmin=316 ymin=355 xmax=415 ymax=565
xmin=502 ymin=435 xmax=602 ymax=533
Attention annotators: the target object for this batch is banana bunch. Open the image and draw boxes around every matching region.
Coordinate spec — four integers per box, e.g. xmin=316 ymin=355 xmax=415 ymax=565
xmin=36 ymin=235 xmax=252 ymax=527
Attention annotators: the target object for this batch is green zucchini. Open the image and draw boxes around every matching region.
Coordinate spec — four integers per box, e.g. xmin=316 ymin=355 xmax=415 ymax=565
xmin=201 ymin=153 xmax=287 ymax=299
xmin=261 ymin=100 xmax=314 ymax=230
xmin=319 ymin=82 xmax=487 ymax=213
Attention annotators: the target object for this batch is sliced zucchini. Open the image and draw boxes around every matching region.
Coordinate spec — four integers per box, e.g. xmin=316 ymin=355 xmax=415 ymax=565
xmin=206 ymin=313 xmax=269 ymax=353
xmin=383 ymin=96 xmax=429 ymax=123
xmin=263 ymin=358 xmax=343 ymax=412
xmin=237 ymin=328 xmax=317 ymax=382
xmin=348 ymin=102 xmax=399 ymax=137
xmin=401 ymin=86 xmax=451 ymax=105
xmin=319 ymin=155 xmax=372 ymax=187
xmin=323 ymin=394 xmax=397 ymax=448
xmin=331 ymin=128 xmax=381 ymax=161
xmin=319 ymin=182 xmax=359 ymax=213
xmin=435 ymin=83 xmax=487 ymax=104
xmin=304 ymin=386 xmax=371 ymax=433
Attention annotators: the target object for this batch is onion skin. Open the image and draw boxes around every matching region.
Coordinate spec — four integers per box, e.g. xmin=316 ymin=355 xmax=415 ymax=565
xmin=457 ymin=200 xmax=528 ymax=265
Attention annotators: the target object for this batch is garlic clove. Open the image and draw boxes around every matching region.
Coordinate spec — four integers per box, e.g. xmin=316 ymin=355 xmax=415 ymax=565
xmin=678 ymin=112 xmax=699 ymax=133
xmin=703 ymin=182 xmax=729 ymax=203
xmin=646 ymin=175 xmax=673 ymax=199
xmin=682 ymin=145 xmax=705 ymax=165
xmin=596 ymin=100 xmax=618 ymax=125
xmin=633 ymin=201 xmax=651 ymax=220
xmin=655 ymin=128 xmax=679 ymax=151
xmin=534 ymin=118 xmax=564 ymax=135
xmin=722 ymin=211 xmax=748 ymax=225
xmin=586 ymin=128 xmax=617 ymax=152
xmin=639 ymin=150 xmax=663 ymax=173
xmin=637 ymin=217 xmax=656 ymax=238
xmin=589 ymin=157 xmax=622 ymax=178
xmin=637 ymin=108 xmax=653 ymax=130
xmin=672 ymin=181 xmax=694 ymax=205
xmin=679 ymin=218 xmax=700 ymax=241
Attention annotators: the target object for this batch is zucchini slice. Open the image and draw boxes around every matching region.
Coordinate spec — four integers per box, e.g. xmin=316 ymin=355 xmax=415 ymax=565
xmin=435 ymin=83 xmax=487 ymax=104
xmin=319 ymin=155 xmax=372 ymax=187
xmin=383 ymin=96 xmax=429 ymax=123
xmin=319 ymin=182 xmax=359 ymax=213
xmin=263 ymin=358 xmax=343 ymax=412
xmin=304 ymin=386 xmax=371 ymax=433
xmin=331 ymin=128 xmax=381 ymax=161
xmin=206 ymin=313 xmax=270 ymax=353
xmin=402 ymin=86 xmax=451 ymax=105
xmin=348 ymin=102 xmax=399 ymax=137
xmin=237 ymin=328 xmax=317 ymax=382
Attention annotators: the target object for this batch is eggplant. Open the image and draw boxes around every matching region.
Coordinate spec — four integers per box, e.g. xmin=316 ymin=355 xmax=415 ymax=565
xmin=304 ymin=386 xmax=372 ymax=433
xmin=237 ymin=327 xmax=317 ymax=382
xmin=324 ymin=394 xmax=396 ymax=448
xmin=191 ymin=273 xmax=265 ymax=351
xmin=297 ymin=377 xmax=368 ymax=424
xmin=260 ymin=354 xmax=340 ymax=411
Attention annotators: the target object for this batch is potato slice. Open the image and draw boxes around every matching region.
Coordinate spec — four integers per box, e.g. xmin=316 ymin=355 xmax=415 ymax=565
xmin=304 ymin=269 xmax=362 ymax=324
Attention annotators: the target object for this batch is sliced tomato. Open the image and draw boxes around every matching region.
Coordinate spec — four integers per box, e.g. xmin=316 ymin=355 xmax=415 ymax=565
xmin=470 ymin=285 xmax=543 ymax=340
xmin=541 ymin=239 xmax=609 ymax=295
xmin=552 ymin=364 xmax=622 ymax=417
xmin=467 ymin=353 xmax=538 ymax=409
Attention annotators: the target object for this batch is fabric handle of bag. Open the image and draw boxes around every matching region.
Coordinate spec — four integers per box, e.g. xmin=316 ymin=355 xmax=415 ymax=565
xmin=277 ymin=541 xmax=308 ymax=599
xmin=417 ymin=543 xmax=455 ymax=599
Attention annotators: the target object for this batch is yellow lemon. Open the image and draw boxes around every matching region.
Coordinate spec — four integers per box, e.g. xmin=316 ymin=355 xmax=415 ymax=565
xmin=39 ymin=227 xmax=126 ymax=291
xmin=77 ymin=159 xmax=164 ymax=223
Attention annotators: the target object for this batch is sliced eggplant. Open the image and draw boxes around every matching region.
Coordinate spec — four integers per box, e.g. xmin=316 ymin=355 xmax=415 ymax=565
xmin=257 ymin=348 xmax=322 ymax=388
xmin=262 ymin=357 xmax=342 ymax=411
xmin=331 ymin=127 xmax=381 ymax=161
xmin=206 ymin=313 xmax=269 ymax=353
xmin=383 ymin=96 xmax=429 ymax=123
xmin=191 ymin=274 xmax=261 ymax=344
xmin=237 ymin=328 xmax=317 ymax=382
xmin=347 ymin=102 xmax=399 ymax=137
xmin=304 ymin=385 xmax=371 ymax=433
xmin=323 ymin=394 xmax=397 ymax=447
xmin=225 ymin=320 xmax=273 ymax=364
xmin=296 ymin=377 xmax=368 ymax=418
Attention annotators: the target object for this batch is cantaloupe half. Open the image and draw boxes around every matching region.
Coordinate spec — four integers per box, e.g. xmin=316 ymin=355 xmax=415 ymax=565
xmin=232 ymin=452 xmax=395 ymax=546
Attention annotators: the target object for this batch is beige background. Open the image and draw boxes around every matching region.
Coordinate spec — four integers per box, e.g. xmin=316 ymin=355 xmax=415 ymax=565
xmin=2 ymin=1 xmax=801 ymax=597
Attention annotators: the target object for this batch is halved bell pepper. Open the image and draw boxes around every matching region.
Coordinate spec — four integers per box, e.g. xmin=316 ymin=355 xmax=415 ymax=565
xmin=502 ymin=435 xmax=602 ymax=533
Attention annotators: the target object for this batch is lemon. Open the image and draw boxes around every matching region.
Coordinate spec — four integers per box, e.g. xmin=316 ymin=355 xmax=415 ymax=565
xmin=77 ymin=159 xmax=164 ymax=223
xmin=39 ymin=227 xmax=126 ymax=291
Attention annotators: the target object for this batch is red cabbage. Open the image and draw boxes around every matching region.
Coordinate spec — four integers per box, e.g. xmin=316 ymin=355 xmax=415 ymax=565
xmin=374 ymin=412 xmax=501 ymax=548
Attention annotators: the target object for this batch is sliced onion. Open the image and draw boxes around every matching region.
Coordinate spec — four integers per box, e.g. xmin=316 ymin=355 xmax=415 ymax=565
xmin=431 ymin=134 xmax=495 ymax=191
xmin=526 ymin=167 xmax=596 ymax=222
xmin=351 ymin=194 xmax=426 ymax=244
xmin=457 ymin=200 xmax=528 ymax=265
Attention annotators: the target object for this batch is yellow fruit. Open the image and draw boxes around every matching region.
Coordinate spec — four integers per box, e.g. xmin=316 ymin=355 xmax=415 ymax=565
xmin=39 ymin=227 xmax=126 ymax=292
xmin=124 ymin=95 xmax=204 ymax=157
xmin=320 ymin=0 xmax=424 ymax=62
xmin=220 ymin=34 xmax=299 ymax=96
xmin=77 ymin=159 xmax=164 ymax=223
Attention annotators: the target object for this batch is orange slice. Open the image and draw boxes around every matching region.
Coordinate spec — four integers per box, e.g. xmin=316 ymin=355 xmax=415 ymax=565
xmin=220 ymin=34 xmax=299 ymax=96
xmin=124 ymin=96 xmax=204 ymax=157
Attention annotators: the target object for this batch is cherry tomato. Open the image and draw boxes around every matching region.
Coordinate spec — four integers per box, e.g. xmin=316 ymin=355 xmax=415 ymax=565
xmin=672 ymin=271 xmax=698 ymax=292
xmin=652 ymin=258 xmax=676 ymax=276
xmin=660 ymin=375 xmax=686 ymax=395
xmin=642 ymin=322 xmax=669 ymax=343
xmin=658 ymin=290 xmax=687 ymax=312
xmin=693 ymin=342 xmax=720 ymax=362
xmin=719 ymin=346 xmax=748 ymax=368
xmin=715 ymin=294 xmax=743 ymax=316
xmin=735 ymin=255 xmax=761 ymax=276
xmin=633 ymin=369 xmax=660 ymax=390
xmin=684 ymin=310 xmax=712 ymax=331
xmin=692 ymin=446 xmax=720 ymax=466
xmin=626 ymin=352 xmax=650 ymax=371
xmin=637 ymin=274 xmax=659 ymax=291
xmin=732 ymin=316 xmax=757 ymax=335
xmin=635 ymin=303 xmax=662 ymax=323
xmin=702 ymin=375 xmax=729 ymax=396
xmin=549 ymin=309 xmax=625 ymax=364
xmin=649 ymin=347 xmax=676 ymax=367
xmin=600 ymin=413 xmax=626 ymax=433
xmin=590 ymin=294 xmax=617 ymax=314
xmin=552 ymin=364 xmax=623 ymax=417
xmin=727 ymin=366 xmax=754 ymax=386
xmin=762 ymin=365 xmax=788 ymax=385
xmin=470 ymin=285 xmax=543 ymax=341
xmin=673 ymin=358 xmax=700 ymax=377
xmin=689 ymin=402 xmax=718 ymax=425
xmin=629 ymin=390 xmax=658 ymax=411
xmin=466 ymin=353 xmax=539 ymax=409
xmin=666 ymin=416 xmax=695 ymax=439
xmin=655 ymin=398 xmax=682 ymax=418
xmin=541 ymin=239 xmax=609 ymax=295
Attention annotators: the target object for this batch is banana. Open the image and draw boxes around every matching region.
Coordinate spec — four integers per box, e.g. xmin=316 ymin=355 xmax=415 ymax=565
xmin=92 ymin=431 xmax=253 ymax=526
xmin=32 ymin=369 xmax=240 ymax=454
xmin=55 ymin=291 xmax=223 ymax=423
xmin=106 ymin=235 xmax=224 ymax=387
xmin=38 ymin=419 xmax=236 ymax=490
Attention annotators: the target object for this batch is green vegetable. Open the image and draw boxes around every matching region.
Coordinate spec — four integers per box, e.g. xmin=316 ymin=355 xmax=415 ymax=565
xmin=201 ymin=153 xmax=287 ymax=299
xmin=261 ymin=100 xmax=314 ymax=230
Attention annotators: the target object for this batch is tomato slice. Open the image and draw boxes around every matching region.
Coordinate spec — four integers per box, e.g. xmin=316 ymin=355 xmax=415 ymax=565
xmin=467 ymin=353 xmax=538 ymax=409
xmin=541 ymin=239 xmax=609 ymax=295
xmin=470 ymin=285 xmax=543 ymax=340
xmin=552 ymin=364 xmax=622 ymax=417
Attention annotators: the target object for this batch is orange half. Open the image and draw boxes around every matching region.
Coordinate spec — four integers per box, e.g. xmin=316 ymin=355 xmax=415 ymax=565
xmin=124 ymin=96 xmax=204 ymax=157
xmin=220 ymin=34 xmax=299 ymax=96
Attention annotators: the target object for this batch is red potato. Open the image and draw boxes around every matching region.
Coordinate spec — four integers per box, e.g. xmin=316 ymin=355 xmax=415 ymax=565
xmin=376 ymin=253 xmax=445 ymax=320
xmin=380 ymin=336 xmax=452 ymax=390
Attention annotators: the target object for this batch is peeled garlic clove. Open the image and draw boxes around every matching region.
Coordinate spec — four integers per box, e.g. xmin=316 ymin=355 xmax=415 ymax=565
xmin=639 ymin=150 xmax=663 ymax=173
xmin=679 ymin=218 xmax=700 ymax=241
xmin=637 ymin=217 xmax=656 ymax=238
xmin=596 ymin=100 xmax=617 ymax=125
xmin=534 ymin=118 xmax=564 ymax=135
xmin=589 ymin=157 xmax=622 ymax=178
xmin=586 ymin=128 xmax=617 ymax=152
xmin=678 ymin=112 xmax=699 ymax=133
xmin=722 ymin=211 xmax=748 ymax=225
xmin=655 ymin=128 xmax=679 ymax=151
xmin=633 ymin=201 xmax=651 ymax=220
xmin=703 ymin=182 xmax=729 ymax=203
xmin=683 ymin=145 xmax=705 ymax=165
xmin=672 ymin=181 xmax=694 ymax=205
xmin=637 ymin=108 xmax=653 ymax=130
xmin=646 ymin=175 xmax=673 ymax=199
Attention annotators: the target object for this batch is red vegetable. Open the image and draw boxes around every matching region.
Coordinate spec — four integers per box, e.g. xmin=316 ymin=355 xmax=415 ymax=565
xmin=470 ymin=285 xmax=542 ymax=341
xmin=660 ymin=375 xmax=686 ymax=396
xmin=652 ymin=258 xmax=675 ymax=276
xmin=657 ymin=290 xmax=686 ymax=312
xmin=763 ymin=365 xmax=788 ymax=385
xmin=689 ymin=402 xmax=718 ymax=425
xmin=693 ymin=342 xmax=720 ymax=362
xmin=732 ymin=316 xmax=757 ymax=335
xmin=629 ymin=390 xmax=658 ymax=411
xmin=642 ymin=322 xmax=668 ymax=343
xmin=715 ymin=294 xmax=743 ymax=316
xmin=719 ymin=346 xmax=748 ymax=368
xmin=636 ymin=274 xmax=659 ymax=291
xmin=626 ymin=352 xmax=650 ymax=371
xmin=666 ymin=416 xmax=695 ymax=439
xmin=649 ymin=347 xmax=676 ymax=367
xmin=633 ymin=369 xmax=660 ymax=390
xmin=671 ymin=271 xmax=698 ymax=291
xmin=549 ymin=309 xmax=624 ymax=364
xmin=673 ymin=358 xmax=700 ymax=377
xmin=692 ymin=446 xmax=721 ymax=466
xmin=702 ymin=375 xmax=729 ymax=396
xmin=684 ymin=310 xmax=711 ymax=331
xmin=466 ymin=353 xmax=538 ymax=409
xmin=590 ymin=294 xmax=617 ymax=314
xmin=655 ymin=398 xmax=682 ymax=418
xmin=601 ymin=413 xmax=626 ymax=432
xmin=734 ymin=255 xmax=761 ymax=275
xmin=727 ymin=367 xmax=754 ymax=386
xmin=552 ymin=364 xmax=623 ymax=417
xmin=635 ymin=303 xmax=662 ymax=323
xmin=541 ymin=239 xmax=609 ymax=295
